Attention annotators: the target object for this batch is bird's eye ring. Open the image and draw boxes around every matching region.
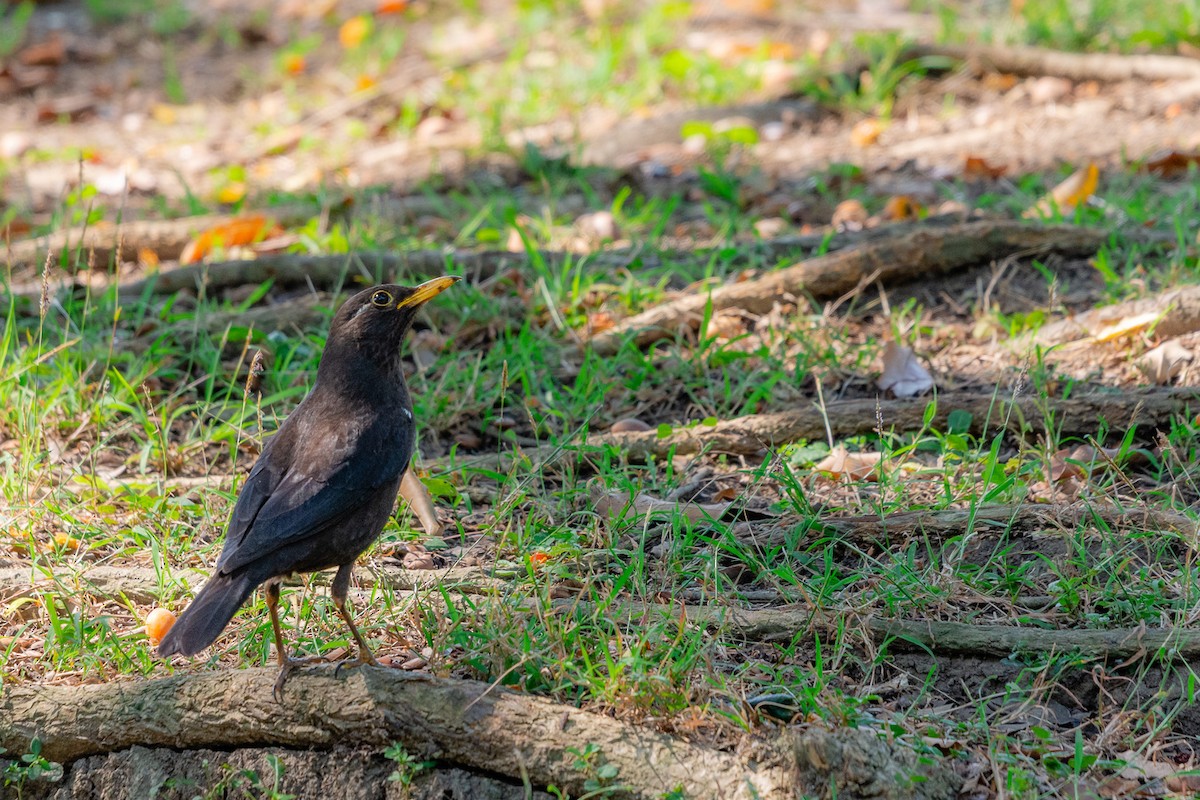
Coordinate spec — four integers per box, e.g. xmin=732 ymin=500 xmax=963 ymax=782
xmin=371 ymin=290 xmax=393 ymax=308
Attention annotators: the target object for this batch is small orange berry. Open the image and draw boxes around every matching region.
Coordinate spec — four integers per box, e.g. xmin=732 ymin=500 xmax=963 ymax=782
xmin=145 ymin=607 xmax=177 ymax=645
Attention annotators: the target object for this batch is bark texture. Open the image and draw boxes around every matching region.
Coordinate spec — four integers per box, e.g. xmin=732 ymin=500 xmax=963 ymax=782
xmin=0 ymin=668 xmax=960 ymax=800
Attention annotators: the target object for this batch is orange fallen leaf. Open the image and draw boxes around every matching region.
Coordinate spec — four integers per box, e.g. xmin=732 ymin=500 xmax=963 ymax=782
xmin=138 ymin=247 xmax=160 ymax=268
xmin=850 ymin=118 xmax=884 ymax=147
xmin=282 ymin=53 xmax=306 ymax=75
xmin=376 ymin=0 xmax=408 ymax=13
xmin=831 ymin=199 xmax=868 ymax=231
xmin=882 ymin=195 xmax=922 ymax=221
xmin=339 ymin=15 xmax=372 ymax=48
xmin=355 ymin=74 xmax=377 ymax=92
xmin=586 ymin=310 xmax=616 ymax=335
xmin=530 ymin=551 xmax=550 ymax=569
xmin=963 ymin=155 xmax=1007 ymax=180
xmin=981 ymin=71 xmax=1018 ymax=91
xmin=216 ymin=182 xmax=246 ymax=204
xmin=180 ymin=216 xmax=283 ymax=264
xmin=1024 ymin=162 xmax=1099 ymax=219
xmin=53 ymin=532 xmax=81 ymax=551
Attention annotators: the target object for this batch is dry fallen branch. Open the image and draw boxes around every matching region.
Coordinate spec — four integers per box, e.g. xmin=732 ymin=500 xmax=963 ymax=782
xmin=1031 ymin=284 xmax=1200 ymax=346
xmin=3 ymin=215 xmax=230 ymax=272
xmin=508 ymin=388 xmax=1200 ymax=464
xmin=594 ymin=601 xmax=1200 ymax=659
xmin=0 ymin=668 xmax=961 ymax=799
xmin=0 ymin=565 xmax=504 ymax=606
xmin=911 ymin=43 xmax=1200 ymax=83
xmin=9 ymin=219 xmax=947 ymax=305
xmin=588 ymin=221 xmax=1121 ymax=354
xmin=807 ymin=502 xmax=1197 ymax=543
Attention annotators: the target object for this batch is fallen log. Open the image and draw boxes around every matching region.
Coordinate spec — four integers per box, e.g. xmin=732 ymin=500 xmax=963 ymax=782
xmin=910 ymin=42 xmax=1200 ymax=83
xmin=0 ymin=668 xmax=961 ymax=799
xmin=594 ymin=601 xmax=1200 ymax=659
xmin=588 ymin=221 xmax=1124 ymax=354
xmin=505 ymin=387 xmax=1200 ymax=464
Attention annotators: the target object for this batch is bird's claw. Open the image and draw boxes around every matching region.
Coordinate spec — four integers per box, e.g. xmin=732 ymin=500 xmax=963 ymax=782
xmin=272 ymin=654 xmax=329 ymax=702
xmin=333 ymin=651 xmax=381 ymax=679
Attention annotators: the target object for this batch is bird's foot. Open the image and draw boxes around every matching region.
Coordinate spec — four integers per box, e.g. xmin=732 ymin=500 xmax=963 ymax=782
xmin=272 ymin=654 xmax=330 ymax=702
xmin=333 ymin=650 xmax=381 ymax=679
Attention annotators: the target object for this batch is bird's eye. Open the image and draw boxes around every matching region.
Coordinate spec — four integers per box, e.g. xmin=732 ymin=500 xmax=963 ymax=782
xmin=371 ymin=290 xmax=393 ymax=308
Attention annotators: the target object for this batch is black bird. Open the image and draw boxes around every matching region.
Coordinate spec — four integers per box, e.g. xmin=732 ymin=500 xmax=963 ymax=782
xmin=158 ymin=277 xmax=459 ymax=697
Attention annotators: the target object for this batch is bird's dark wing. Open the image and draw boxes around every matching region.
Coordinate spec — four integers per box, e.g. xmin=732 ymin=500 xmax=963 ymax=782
xmin=215 ymin=413 xmax=410 ymax=575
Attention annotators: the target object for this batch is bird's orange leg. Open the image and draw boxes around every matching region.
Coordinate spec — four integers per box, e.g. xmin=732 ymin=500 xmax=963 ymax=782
xmin=267 ymin=578 xmax=325 ymax=702
xmin=331 ymin=563 xmax=381 ymax=675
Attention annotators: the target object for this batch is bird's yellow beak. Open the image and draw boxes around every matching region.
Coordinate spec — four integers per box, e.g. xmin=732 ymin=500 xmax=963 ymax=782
xmin=398 ymin=275 xmax=460 ymax=309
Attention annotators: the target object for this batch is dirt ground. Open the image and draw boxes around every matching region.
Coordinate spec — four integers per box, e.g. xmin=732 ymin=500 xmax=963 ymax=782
xmin=5 ymin=1 xmax=1200 ymax=799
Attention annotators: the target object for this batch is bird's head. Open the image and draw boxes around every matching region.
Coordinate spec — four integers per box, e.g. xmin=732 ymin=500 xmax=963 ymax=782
xmin=330 ymin=276 xmax=459 ymax=344
xmin=322 ymin=277 xmax=459 ymax=381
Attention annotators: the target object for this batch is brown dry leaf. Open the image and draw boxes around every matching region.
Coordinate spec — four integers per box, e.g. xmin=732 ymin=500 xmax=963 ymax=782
xmin=831 ymin=199 xmax=868 ymax=231
xmin=1091 ymin=311 xmax=1161 ymax=342
xmin=399 ymin=470 xmax=443 ymax=538
xmin=586 ymin=310 xmax=616 ymax=335
xmin=705 ymin=311 xmax=745 ymax=340
xmin=1142 ymin=150 xmax=1200 ymax=177
xmin=1023 ymin=162 xmax=1099 ymax=219
xmin=1047 ymin=444 xmax=1121 ymax=483
xmin=1165 ymin=774 xmax=1200 ymax=793
xmin=963 ymin=155 xmax=1007 ymax=180
xmin=881 ymin=195 xmax=923 ymax=221
xmin=981 ymin=72 xmax=1018 ymax=91
xmin=138 ymin=248 xmax=160 ymax=269
xmin=36 ymin=94 xmax=96 ymax=123
xmin=1115 ymin=749 xmax=1182 ymax=781
xmin=1136 ymin=340 xmax=1193 ymax=384
xmin=850 ymin=118 xmax=884 ymax=147
xmin=814 ymin=446 xmax=882 ymax=481
xmin=878 ymin=342 xmax=934 ymax=397
xmin=180 ymin=216 xmax=283 ymax=264
xmin=19 ymin=33 xmax=67 ymax=67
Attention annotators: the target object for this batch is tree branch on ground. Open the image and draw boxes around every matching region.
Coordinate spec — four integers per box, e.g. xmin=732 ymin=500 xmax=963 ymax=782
xmin=587 ymin=221 xmax=1141 ymax=354
xmin=911 ymin=43 xmax=1200 ymax=82
xmin=593 ymin=601 xmax=1200 ymax=659
xmin=486 ymin=387 xmax=1200 ymax=465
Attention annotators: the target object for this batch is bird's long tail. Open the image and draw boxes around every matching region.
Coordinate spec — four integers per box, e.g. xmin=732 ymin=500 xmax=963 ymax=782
xmin=157 ymin=570 xmax=259 ymax=658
